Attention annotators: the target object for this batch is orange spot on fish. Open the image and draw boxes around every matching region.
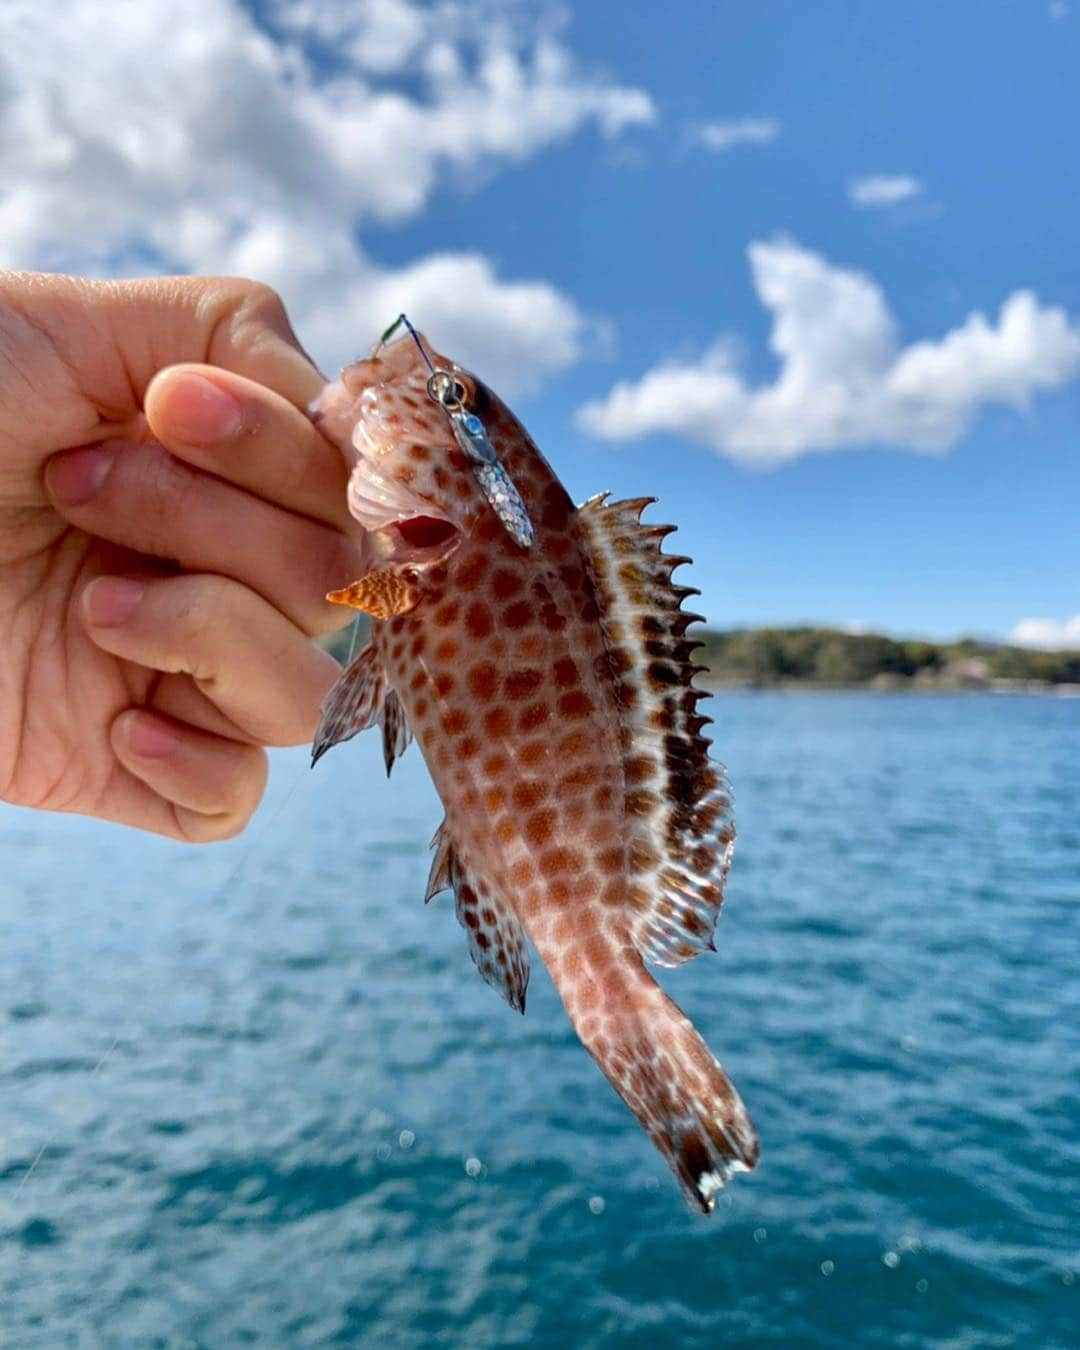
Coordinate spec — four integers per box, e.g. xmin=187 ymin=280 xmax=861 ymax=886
xmin=512 ymin=781 xmax=546 ymax=811
xmin=484 ymin=707 xmax=511 ymax=737
xmin=490 ymin=568 xmax=523 ymax=599
xmin=465 ymin=602 xmax=493 ymax=638
xmin=467 ymin=663 xmax=498 ymax=700
xmin=505 ymin=669 xmax=543 ymax=700
xmin=558 ymin=689 xmax=594 ymax=719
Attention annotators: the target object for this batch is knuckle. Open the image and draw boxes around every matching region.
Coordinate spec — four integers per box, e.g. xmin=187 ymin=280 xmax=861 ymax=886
xmin=118 ymin=441 xmax=194 ymax=530
xmin=215 ymin=277 xmax=290 ymax=334
xmin=168 ymin=575 xmax=233 ymax=665
xmin=175 ymin=748 xmax=266 ymax=844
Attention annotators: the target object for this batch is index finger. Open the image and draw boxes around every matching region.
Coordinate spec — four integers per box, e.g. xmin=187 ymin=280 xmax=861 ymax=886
xmin=145 ymin=363 xmax=355 ymax=534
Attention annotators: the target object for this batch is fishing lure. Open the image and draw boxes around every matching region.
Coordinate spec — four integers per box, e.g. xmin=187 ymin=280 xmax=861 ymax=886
xmin=379 ymin=315 xmax=534 ymax=550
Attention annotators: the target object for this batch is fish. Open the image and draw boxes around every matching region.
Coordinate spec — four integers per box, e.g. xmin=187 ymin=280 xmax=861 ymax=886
xmin=309 ymin=325 xmax=759 ymax=1212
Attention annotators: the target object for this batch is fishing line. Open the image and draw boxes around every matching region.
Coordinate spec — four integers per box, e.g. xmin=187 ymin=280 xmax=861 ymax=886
xmin=378 ymin=313 xmax=434 ymax=373
xmin=12 ymin=1035 xmax=119 ymax=1199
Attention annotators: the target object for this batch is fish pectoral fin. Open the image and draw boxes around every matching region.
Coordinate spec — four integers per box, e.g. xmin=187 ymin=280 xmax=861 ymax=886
xmin=327 ymin=568 xmax=420 ymax=620
xmin=312 ymin=641 xmax=413 ymax=772
xmin=426 ymin=822 xmax=530 ymax=1014
xmin=312 ymin=643 xmax=385 ymax=765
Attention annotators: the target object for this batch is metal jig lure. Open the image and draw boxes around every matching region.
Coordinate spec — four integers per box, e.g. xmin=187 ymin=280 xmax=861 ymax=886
xmin=377 ymin=314 xmax=535 ymax=549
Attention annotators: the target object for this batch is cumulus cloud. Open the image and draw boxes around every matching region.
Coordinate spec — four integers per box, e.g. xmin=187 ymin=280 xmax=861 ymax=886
xmin=0 ymin=0 xmax=653 ymax=387
xmin=1009 ymin=616 xmax=1080 ymax=649
xmin=577 ymin=238 xmax=1080 ymax=465
xmin=691 ymin=117 xmax=781 ymax=152
xmin=848 ymin=175 xmax=924 ymax=207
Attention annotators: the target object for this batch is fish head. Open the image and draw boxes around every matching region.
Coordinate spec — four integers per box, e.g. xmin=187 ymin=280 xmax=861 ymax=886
xmin=312 ymin=330 xmax=520 ymax=616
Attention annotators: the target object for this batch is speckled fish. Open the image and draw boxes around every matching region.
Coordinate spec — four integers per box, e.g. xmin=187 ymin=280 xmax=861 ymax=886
xmin=309 ymin=326 xmax=759 ymax=1211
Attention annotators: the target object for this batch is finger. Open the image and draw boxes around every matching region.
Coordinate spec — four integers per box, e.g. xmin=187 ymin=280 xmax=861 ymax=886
xmin=46 ymin=439 xmax=363 ymax=636
xmin=81 ymin=573 xmax=342 ymax=746
xmin=5 ymin=274 xmax=325 ymax=461
xmin=111 ymin=709 xmax=268 ymax=843
xmin=149 ymin=674 xmax=266 ymax=743
xmin=144 ymin=364 xmax=354 ymax=534
xmin=101 ymin=275 xmax=326 ymax=411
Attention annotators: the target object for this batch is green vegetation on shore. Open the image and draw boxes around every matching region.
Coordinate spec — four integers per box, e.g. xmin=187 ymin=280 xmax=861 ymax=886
xmin=323 ymin=619 xmax=1078 ymax=690
xmin=696 ymin=626 xmax=1080 ymax=690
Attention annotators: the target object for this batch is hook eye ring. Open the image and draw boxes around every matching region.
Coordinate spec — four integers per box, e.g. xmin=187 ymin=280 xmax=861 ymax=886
xmin=427 ymin=369 xmax=466 ymax=411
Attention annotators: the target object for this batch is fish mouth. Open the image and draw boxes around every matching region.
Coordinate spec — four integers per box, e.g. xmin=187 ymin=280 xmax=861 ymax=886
xmin=376 ymin=513 xmax=462 ymax=570
xmin=346 ymin=445 xmax=463 ymax=569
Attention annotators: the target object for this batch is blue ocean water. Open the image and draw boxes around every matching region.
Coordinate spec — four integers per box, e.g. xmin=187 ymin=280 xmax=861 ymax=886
xmin=1 ymin=693 xmax=1076 ymax=1347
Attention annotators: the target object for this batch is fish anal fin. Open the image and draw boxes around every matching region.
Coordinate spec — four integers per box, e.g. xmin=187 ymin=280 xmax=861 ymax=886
xmin=425 ymin=820 xmax=454 ymax=903
xmin=328 ymin=568 xmax=419 ymax=620
xmin=311 ymin=644 xmax=385 ymax=765
xmin=426 ymin=823 xmax=529 ymax=1013
xmin=576 ymin=495 xmax=735 ymax=968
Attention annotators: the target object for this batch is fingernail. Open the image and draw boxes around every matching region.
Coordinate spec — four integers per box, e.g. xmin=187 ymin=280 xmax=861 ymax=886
xmin=84 ymin=576 xmax=145 ymax=628
xmin=46 ymin=445 xmax=113 ymax=506
xmin=165 ymin=373 xmax=244 ymax=444
xmin=124 ymin=712 xmax=180 ymax=759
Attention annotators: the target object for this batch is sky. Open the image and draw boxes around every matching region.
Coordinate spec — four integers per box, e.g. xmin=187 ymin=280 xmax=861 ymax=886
xmin=1 ymin=0 xmax=1078 ymax=643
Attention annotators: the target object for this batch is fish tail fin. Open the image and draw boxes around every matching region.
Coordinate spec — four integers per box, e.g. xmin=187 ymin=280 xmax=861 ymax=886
xmin=577 ymin=964 xmax=758 ymax=1213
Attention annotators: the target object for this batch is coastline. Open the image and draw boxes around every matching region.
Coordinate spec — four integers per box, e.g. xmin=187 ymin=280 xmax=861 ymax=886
xmin=705 ymin=679 xmax=1080 ymax=697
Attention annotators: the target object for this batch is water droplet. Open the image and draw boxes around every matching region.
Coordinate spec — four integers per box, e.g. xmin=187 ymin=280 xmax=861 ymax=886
xmin=916 ymin=1278 xmax=929 ymax=1294
xmin=588 ymin=1195 xmax=605 ymax=1215
xmin=820 ymin=1260 xmax=835 ymax=1276
xmin=882 ymin=1250 xmax=900 ymax=1268
xmin=753 ymin=1227 xmax=767 ymax=1244
xmin=1062 ymin=1270 xmax=1075 ymax=1287
xmin=464 ymin=1156 xmax=482 ymax=1178
xmin=900 ymin=1035 xmax=917 ymax=1052
xmin=398 ymin=1130 xmax=415 ymax=1150
xmin=375 ymin=1143 xmax=392 ymax=1162
xmin=898 ymin=1233 xmax=921 ymax=1253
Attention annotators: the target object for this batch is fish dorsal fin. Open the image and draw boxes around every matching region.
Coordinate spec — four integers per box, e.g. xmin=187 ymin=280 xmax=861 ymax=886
xmin=426 ymin=820 xmax=530 ymax=1013
xmin=576 ymin=494 xmax=735 ymax=967
xmin=311 ymin=641 xmax=412 ymax=774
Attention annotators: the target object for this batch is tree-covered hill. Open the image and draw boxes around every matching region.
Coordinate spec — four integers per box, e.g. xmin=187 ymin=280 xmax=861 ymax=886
xmin=696 ymin=626 xmax=1080 ymax=689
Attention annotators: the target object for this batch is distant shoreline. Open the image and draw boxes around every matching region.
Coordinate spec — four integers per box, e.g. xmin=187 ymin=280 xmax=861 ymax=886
xmin=697 ymin=626 xmax=1080 ymax=693
xmin=322 ymin=621 xmax=1080 ymax=693
xmin=705 ymin=679 xmax=1080 ymax=697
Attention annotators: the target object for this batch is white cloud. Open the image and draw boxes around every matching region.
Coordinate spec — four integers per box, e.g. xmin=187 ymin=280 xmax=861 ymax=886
xmin=577 ymin=238 xmax=1080 ymax=465
xmin=0 ymin=0 xmax=653 ymax=387
xmin=692 ymin=117 xmax=782 ymax=152
xmin=1010 ymin=617 xmax=1080 ymax=649
xmin=849 ymin=175 xmax=924 ymax=207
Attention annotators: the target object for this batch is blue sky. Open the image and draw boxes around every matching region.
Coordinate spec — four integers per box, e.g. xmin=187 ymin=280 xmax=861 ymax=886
xmin=4 ymin=0 xmax=1078 ymax=641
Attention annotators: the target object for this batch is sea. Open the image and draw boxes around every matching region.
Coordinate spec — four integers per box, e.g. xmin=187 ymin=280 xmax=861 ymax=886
xmin=1 ymin=692 xmax=1076 ymax=1348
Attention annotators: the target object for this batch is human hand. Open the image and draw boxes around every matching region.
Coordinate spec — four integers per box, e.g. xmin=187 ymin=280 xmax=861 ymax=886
xmin=0 ymin=271 xmax=361 ymax=841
